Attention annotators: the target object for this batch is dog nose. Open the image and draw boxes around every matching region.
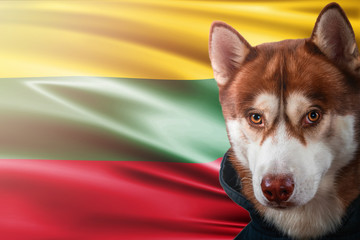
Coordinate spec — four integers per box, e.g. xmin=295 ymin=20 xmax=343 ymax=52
xmin=261 ymin=175 xmax=294 ymax=203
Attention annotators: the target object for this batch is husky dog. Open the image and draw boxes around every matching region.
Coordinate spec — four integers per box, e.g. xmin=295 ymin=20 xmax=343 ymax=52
xmin=210 ymin=2 xmax=360 ymax=239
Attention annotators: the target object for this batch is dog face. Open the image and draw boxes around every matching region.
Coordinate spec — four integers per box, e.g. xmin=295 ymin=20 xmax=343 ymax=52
xmin=209 ymin=3 xmax=360 ymax=211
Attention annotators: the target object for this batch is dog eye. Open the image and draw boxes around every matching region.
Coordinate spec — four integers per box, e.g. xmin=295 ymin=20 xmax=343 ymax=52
xmin=304 ymin=110 xmax=321 ymax=125
xmin=250 ymin=113 xmax=263 ymax=125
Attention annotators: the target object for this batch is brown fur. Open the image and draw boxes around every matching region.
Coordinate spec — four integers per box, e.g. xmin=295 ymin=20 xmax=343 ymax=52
xmin=223 ymin=38 xmax=360 ymax=216
xmin=221 ymin=40 xmax=355 ymax=145
xmin=335 ymin=151 xmax=360 ymax=208
xmin=228 ymin=149 xmax=267 ymax=215
xmin=210 ymin=2 xmax=360 ymax=238
xmin=217 ymin=4 xmax=360 ymax=218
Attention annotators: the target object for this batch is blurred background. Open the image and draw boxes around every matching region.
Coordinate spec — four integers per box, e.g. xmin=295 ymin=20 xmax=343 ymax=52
xmin=1 ymin=0 xmax=358 ymax=162
xmin=0 ymin=1 xmax=358 ymax=239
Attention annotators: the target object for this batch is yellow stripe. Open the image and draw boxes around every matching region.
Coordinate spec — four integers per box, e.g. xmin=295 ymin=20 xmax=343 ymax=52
xmin=0 ymin=1 xmax=359 ymax=79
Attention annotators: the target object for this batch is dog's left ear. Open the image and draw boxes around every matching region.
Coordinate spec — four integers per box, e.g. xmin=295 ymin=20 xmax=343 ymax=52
xmin=311 ymin=2 xmax=360 ymax=75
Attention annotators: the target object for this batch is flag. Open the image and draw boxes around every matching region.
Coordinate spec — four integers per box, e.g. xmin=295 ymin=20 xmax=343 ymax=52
xmin=1 ymin=1 xmax=358 ymax=239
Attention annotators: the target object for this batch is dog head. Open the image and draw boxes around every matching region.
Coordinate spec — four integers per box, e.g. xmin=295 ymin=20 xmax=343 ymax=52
xmin=209 ymin=3 xmax=360 ymax=210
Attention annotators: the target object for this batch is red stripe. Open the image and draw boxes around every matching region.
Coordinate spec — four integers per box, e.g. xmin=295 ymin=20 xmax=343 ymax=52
xmin=0 ymin=158 xmax=250 ymax=239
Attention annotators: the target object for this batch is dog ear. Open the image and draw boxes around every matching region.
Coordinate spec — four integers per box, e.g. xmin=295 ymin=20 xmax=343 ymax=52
xmin=311 ymin=3 xmax=360 ymax=75
xmin=209 ymin=21 xmax=253 ymax=86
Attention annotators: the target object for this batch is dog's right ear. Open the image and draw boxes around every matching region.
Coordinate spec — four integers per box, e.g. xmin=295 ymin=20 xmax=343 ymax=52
xmin=209 ymin=21 xmax=253 ymax=86
xmin=311 ymin=3 xmax=360 ymax=76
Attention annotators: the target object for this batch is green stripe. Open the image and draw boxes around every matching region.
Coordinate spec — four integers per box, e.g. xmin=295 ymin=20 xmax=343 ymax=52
xmin=0 ymin=77 xmax=229 ymax=162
